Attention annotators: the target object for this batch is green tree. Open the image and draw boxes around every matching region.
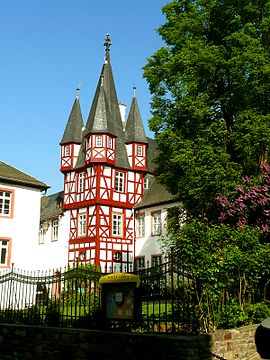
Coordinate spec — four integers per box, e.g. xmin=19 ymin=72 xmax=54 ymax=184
xmin=144 ymin=0 xmax=270 ymax=220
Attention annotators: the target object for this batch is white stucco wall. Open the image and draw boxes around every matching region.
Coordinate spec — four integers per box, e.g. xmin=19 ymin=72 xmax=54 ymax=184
xmin=0 ymin=183 xmax=42 ymax=270
xmin=135 ymin=202 xmax=181 ymax=266
xmin=36 ymin=211 xmax=70 ymax=270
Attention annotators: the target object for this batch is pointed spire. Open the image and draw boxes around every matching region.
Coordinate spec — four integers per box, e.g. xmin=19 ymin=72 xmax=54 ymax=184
xmin=125 ymin=89 xmax=148 ymax=144
xmin=84 ymin=34 xmax=130 ymax=168
xmin=104 ymin=33 xmax=111 ymax=63
xmin=85 ymin=76 xmax=116 ymax=135
xmin=60 ymin=96 xmax=84 ymax=145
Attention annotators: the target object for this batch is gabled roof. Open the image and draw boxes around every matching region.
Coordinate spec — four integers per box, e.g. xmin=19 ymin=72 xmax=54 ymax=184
xmin=40 ymin=191 xmax=63 ymax=221
xmin=125 ymin=94 xmax=148 ymax=144
xmin=60 ymin=97 xmax=84 ymax=145
xmin=0 ymin=161 xmax=49 ymax=191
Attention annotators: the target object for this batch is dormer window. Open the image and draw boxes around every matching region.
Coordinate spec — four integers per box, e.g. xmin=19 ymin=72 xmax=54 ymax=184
xmin=95 ymin=136 xmax=103 ymax=147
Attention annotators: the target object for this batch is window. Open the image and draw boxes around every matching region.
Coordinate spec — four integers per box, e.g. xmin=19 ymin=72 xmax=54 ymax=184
xmin=78 ymin=172 xmax=85 ymax=193
xmin=108 ymin=137 xmax=113 ymax=149
xmin=152 ymin=211 xmax=161 ymax=236
xmin=115 ymin=171 xmax=124 ymax=192
xmin=39 ymin=229 xmax=46 ymax=245
xmin=113 ymin=251 xmax=122 ymax=262
xmin=112 ymin=214 xmax=122 ymax=236
xmin=64 ymin=145 xmax=70 ymax=156
xmin=78 ymin=212 xmax=86 ymax=237
xmin=135 ymin=256 xmax=145 ymax=271
xmin=137 ymin=145 xmax=143 ymax=156
xmin=137 ymin=214 xmax=145 ymax=237
xmin=143 ymin=178 xmax=149 ymax=190
xmin=0 ymin=239 xmax=10 ymax=267
xmin=95 ymin=136 xmax=102 ymax=147
xmin=0 ymin=190 xmax=12 ymax=217
xmin=152 ymin=255 xmax=162 ymax=268
xmin=52 ymin=220 xmax=59 ymax=241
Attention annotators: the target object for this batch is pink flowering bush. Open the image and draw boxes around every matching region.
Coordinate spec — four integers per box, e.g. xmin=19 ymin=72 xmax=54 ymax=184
xmin=217 ymin=163 xmax=270 ymax=240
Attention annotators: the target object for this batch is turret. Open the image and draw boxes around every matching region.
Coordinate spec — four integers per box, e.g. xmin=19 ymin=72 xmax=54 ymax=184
xmin=125 ymin=87 xmax=148 ymax=171
xmin=60 ymin=95 xmax=84 ymax=172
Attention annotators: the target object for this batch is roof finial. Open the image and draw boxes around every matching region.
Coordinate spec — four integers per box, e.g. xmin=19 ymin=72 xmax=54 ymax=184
xmin=76 ymin=84 xmax=81 ymax=98
xmin=133 ymin=85 xmax=136 ymax=98
xmin=104 ymin=33 xmax=111 ymax=63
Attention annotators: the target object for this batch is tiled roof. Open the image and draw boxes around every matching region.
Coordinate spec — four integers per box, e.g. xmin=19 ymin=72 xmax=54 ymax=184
xmin=0 ymin=161 xmax=49 ymax=190
xmin=134 ymin=175 xmax=178 ymax=210
xmin=40 ymin=191 xmax=63 ymax=221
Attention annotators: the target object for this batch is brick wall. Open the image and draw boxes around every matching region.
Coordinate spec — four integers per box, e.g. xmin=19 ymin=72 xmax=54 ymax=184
xmin=0 ymin=323 xmax=260 ymax=359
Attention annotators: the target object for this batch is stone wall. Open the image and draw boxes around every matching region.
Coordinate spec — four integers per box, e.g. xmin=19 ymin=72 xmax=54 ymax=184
xmin=210 ymin=324 xmax=260 ymax=360
xmin=0 ymin=323 xmax=260 ymax=360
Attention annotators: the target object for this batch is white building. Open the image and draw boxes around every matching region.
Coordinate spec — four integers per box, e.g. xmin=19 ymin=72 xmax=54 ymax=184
xmin=0 ymin=161 xmax=48 ymax=269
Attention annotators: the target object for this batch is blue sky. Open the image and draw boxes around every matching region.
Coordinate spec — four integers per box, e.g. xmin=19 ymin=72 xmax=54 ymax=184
xmin=0 ymin=0 xmax=167 ymax=193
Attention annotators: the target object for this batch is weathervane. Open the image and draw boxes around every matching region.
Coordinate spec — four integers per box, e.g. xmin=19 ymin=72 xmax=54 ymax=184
xmin=76 ymin=84 xmax=81 ymax=98
xmin=104 ymin=33 xmax=111 ymax=62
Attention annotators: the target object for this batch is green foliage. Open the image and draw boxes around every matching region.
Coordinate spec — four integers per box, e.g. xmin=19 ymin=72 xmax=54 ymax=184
xmin=144 ymin=0 xmax=270 ymax=219
xmin=164 ymin=210 xmax=270 ymax=331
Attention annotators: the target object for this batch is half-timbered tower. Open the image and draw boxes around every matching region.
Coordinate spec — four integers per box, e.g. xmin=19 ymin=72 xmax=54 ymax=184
xmin=60 ymin=35 xmax=149 ymax=271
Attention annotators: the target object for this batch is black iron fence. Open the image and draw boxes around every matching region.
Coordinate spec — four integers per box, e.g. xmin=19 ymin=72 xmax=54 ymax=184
xmin=0 ymin=258 xmax=200 ymax=333
xmin=0 ymin=252 xmax=268 ymax=335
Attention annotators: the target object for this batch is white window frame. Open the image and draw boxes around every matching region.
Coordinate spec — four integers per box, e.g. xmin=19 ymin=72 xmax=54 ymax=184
xmin=152 ymin=211 xmax=161 ymax=236
xmin=112 ymin=213 xmax=122 ymax=236
xmin=78 ymin=212 xmax=86 ymax=237
xmin=152 ymin=255 xmax=162 ymax=267
xmin=78 ymin=172 xmax=85 ymax=193
xmin=64 ymin=145 xmax=70 ymax=156
xmin=137 ymin=214 xmax=145 ymax=237
xmin=143 ymin=178 xmax=149 ymax=190
xmin=52 ymin=220 xmax=59 ymax=241
xmin=137 ymin=145 xmax=143 ymax=156
xmin=0 ymin=239 xmax=9 ymax=267
xmin=135 ymin=256 xmax=145 ymax=271
xmin=39 ymin=229 xmax=46 ymax=245
xmin=108 ymin=137 xmax=113 ymax=149
xmin=0 ymin=190 xmax=12 ymax=217
xmin=115 ymin=171 xmax=125 ymax=192
xmin=95 ymin=136 xmax=103 ymax=147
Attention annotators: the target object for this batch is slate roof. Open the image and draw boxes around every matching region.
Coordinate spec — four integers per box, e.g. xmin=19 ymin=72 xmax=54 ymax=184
xmin=134 ymin=175 xmax=178 ymax=210
xmin=40 ymin=191 xmax=63 ymax=221
xmin=60 ymin=97 xmax=84 ymax=145
xmin=84 ymin=42 xmax=130 ymax=169
xmin=125 ymin=95 xmax=148 ymax=144
xmin=0 ymin=161 xmax=49 ymax=190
